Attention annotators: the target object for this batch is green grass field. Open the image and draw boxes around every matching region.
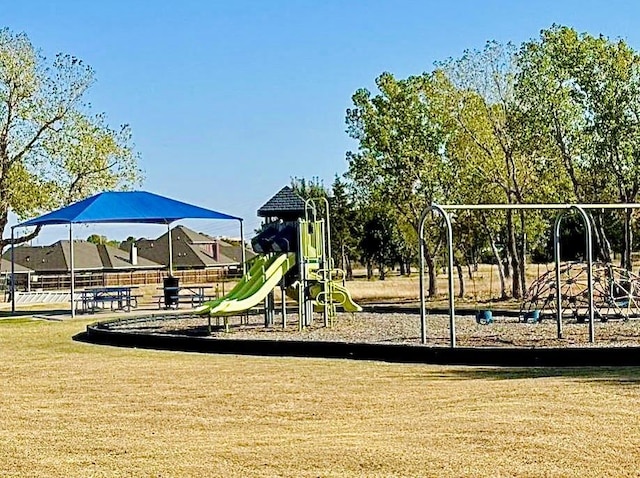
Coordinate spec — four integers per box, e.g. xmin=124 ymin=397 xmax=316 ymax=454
xmin=1 ymin=318 xmax=640 ymax=477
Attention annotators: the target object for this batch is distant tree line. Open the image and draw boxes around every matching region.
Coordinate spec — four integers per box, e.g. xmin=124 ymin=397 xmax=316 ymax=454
xmin=86 ymin=234 xmax=120 ymax=247
xmin=298 ymin=25 xmax=640 ymax=301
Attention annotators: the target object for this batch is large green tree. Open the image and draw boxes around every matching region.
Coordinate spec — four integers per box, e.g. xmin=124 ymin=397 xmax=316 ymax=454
xmin=346 ymin=72 xmax=453 ymax=295
xmin=517 ymin=25 xmax=640 ymax=270
xmin=344 ymin=24 xmax=640 ymax=296
xmin=0 ymin=28 xmax=141 ymax=248
xmin=358 ymin=207 xmax=403 ymax=280
xmin=438 ymin=41 xmax=566 ymax=298
xmin=327 ymin=176 xmax=360 ymax=279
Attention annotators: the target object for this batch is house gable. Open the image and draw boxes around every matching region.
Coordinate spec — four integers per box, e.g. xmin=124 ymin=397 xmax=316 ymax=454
xmin=125 ymin=225 xmax=254 ymax=269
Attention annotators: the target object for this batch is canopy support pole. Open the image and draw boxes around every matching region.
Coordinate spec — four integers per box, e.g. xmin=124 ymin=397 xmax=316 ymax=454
xmin=239 ymin=219 xmax=246 ymax=274
xmin=167 ymin=223 xmax=173 ymax=276
xmin=70 ymin=223 xmax=76 ymax=318
xmin=10 ymin=226 xmax=15 ymax=314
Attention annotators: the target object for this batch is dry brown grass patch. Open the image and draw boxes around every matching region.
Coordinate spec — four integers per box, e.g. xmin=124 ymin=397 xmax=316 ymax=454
xmin=1 ymin=319 xmax=640 ymax=476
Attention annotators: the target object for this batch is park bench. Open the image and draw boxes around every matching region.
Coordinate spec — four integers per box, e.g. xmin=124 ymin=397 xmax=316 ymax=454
xmin=78 ymin=286 xmax=140 ymax=314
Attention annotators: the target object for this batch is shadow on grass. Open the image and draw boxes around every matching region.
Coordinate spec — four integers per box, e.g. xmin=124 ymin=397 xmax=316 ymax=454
xmin=76 ymin=316 xmax=640 ymax=375
xmin=0 ymin=308 xmax=72 ymax=318
xmin=446 ymin=366 xmax=640 ymax=384
xmin=73 ymin=328 xmax=640 ymax=386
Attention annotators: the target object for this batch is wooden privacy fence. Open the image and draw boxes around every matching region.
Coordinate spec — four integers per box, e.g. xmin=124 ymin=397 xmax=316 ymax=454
xmin=22 ymin=268 xmax=237 ymax=291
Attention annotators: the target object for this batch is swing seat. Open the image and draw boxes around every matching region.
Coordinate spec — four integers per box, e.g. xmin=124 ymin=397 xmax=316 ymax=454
xmin=521 ymin=309 xmax=541 ymax=323
xmin=476 ymin=310 xmax=493 ymax=324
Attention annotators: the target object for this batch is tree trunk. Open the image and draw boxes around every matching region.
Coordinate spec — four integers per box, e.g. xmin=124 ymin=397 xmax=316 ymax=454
xmin=425 ymin=251 xmax=437 ymax=297
xmin=503 ymin=246 xmax=511 ymax=279
xmin=488 ymin=233 xmax=508 ymax=300
xmin=592 ymin=212 xmax=613 ymax=263
xmin=405 ymin=260 xmax=411 ymax=276
xmin=345 ymin=255 xmax=353 ymax=281
xmin=507 ymin=210 xmax=521 ymax=299
xmin=366 ymin=261 xmax=373 ymax=280
xmin=456 ymin=263 xmax=464 ymax=298
xmin=518 ymin=256 xmax=526 ymax=299
xmin=378 ymin=262 xmax=386 ymax=280
xmin=399 ymin=261 xmax=406 ymax=276
xmin=630 ymin=216 xmax=634 ymax=271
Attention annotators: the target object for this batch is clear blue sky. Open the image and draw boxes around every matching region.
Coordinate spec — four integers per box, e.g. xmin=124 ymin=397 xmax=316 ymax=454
xmin=5 ymin=0 xmax=640 ymax=244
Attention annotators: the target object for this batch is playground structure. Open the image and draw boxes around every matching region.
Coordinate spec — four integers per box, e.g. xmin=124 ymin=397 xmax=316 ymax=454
xmin=520 ymin=262 xmax=640 ymax=322
xmin=81 ymin=198 xmax=640 ymax=366
xmin=195 ymin=187 xmax=361 ymax=329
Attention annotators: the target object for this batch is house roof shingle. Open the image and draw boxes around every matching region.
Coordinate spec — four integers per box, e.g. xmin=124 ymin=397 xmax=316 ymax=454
xmin=172 ymin=225 xmax=215 ymax=244
xmin=125 ymin=226 xmax=254 ymax=269
xmin=5 ymin=225 xmax=255 ymax=274
xmin=0 ymin=259 xmax=33 ymax=274
xmin=3 ymin=241 xmax=163 ymax=272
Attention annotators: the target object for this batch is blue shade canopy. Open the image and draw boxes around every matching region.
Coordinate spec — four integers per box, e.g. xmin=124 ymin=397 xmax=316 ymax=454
xmin=16 ymin=191 xmax=241 ymax=227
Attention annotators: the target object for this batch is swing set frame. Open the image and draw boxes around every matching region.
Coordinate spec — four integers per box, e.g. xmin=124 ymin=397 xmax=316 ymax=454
xmin=418 ymin=203 xmax=640 ymax=348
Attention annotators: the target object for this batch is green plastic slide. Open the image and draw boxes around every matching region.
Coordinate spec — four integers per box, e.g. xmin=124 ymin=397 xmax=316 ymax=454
xmin=208 ymin=252 xmax=296 ymax=316
xmin=309 ymin=282 xmax=362 ymax=313
xmin=194 ymin=254 xmax=271 ymax=315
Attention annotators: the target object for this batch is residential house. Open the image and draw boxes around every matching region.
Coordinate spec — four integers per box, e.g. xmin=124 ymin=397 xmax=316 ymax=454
xmin=121 ymin=225 xmax=255 ymax=272
xmin=0 ymin=258 xmax=34 ymax=291
xmin=3 ymin=225 xmax=256 ymax=290
xmin=3 ymin=240 xmax=164 ymax=289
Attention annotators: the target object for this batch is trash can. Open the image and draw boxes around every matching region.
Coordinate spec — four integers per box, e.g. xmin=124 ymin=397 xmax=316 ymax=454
xmin=163 ymin=276 xmax=180 ymax=308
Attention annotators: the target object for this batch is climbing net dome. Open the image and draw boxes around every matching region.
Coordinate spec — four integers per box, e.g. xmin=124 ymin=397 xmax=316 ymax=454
xmin=520 ymin=262 xmax=640 ymax=321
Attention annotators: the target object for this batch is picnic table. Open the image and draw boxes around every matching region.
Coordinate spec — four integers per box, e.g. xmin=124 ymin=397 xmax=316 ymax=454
xmin=154 ymin=284 xmax=217 ymax=309
xmin=78 ymin=286 xmax=140 ymax=314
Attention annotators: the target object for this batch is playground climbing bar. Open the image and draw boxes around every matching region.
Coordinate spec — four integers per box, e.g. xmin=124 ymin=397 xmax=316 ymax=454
xmin=419 ymin=203 xmax=640 ymax=347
